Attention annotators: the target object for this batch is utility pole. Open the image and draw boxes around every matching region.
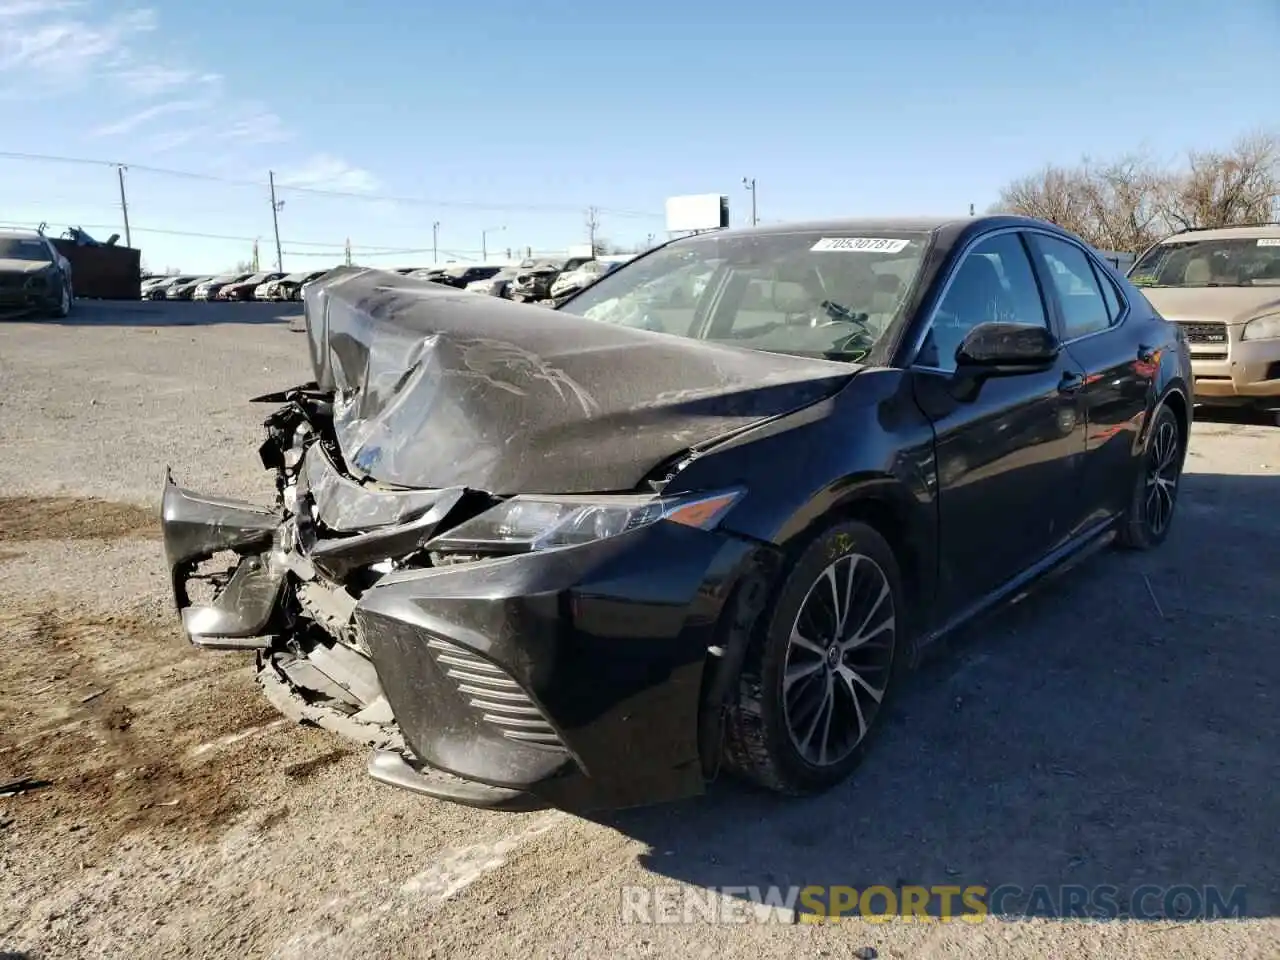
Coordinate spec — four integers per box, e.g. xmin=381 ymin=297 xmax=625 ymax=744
xmin=969 ymin=203 xmax=975 ymax=217
xmin=481 ymin=226 xmax=504 ymax=262
xmin=742 ymin=177 xmax=757 ymax=226
xmin=268 ymin=170 xmax=285 ymax=272
xmin=432 ymin=221 xmax=440 ymax=263
xmin=344 ymin=238 xmax=352 ymax=266
xmin=116 ymin=165 xmax=132 ymax=248
xmin=585 ymin=206 xmax=600 ymax=255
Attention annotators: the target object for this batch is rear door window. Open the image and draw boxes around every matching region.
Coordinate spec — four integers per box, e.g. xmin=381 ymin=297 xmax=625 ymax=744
xmin=1028 ymin=234 xmax=1115 ymax=339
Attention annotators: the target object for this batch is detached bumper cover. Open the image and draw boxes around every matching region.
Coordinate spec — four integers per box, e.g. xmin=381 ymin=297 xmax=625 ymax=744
xmin=159 ymin=469 xmax=761 ymax=813
xmin=160 ymin=471 xmax=284 ymax=648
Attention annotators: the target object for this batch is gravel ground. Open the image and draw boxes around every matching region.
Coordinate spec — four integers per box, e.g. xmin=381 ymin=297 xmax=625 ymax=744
xmin=1 ymin=300 xmax=1278 ymax=960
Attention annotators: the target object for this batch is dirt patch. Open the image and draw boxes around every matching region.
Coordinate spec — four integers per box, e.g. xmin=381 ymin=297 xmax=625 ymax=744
xmin=0 ymin=602 xmax=278 ymax=857
xmin=283 ymin=748 xmax=352 ymax=781
xmin=0 ymin=497 xmax=157 ymax=542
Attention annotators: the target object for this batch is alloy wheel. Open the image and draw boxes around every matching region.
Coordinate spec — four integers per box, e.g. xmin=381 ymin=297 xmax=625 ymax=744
xmin=781 ymin=553 xmax=896 ymax=767
xmin=1144 ymin=419 xmax=1181 ymax=537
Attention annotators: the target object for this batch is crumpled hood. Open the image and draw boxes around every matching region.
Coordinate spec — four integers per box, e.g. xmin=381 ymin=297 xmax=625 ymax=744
xmin=301 ymin=266 xmax=860 ymax=495
xmin=0 ymin=258 xmax=52 ymax=275
xmin=1140 ymin=286 xmax=1280 ymax=325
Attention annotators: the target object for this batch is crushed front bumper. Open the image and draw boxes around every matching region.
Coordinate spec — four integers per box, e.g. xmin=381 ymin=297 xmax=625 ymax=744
xmin=0 ymin=283 xmax=58 ymax=313
xmin=159 ymin=469 xmax=761 ymax=814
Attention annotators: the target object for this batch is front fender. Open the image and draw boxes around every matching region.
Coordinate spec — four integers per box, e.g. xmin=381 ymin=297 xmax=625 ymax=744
xmin=662 ymin=368 xmax=940 ymax=613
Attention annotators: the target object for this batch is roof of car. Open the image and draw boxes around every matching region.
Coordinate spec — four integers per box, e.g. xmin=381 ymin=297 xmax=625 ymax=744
xmin=687 ymin=214 xmax=1048 ymax=241
xmin=1156 ymin=223 xmax=1280 ymax=243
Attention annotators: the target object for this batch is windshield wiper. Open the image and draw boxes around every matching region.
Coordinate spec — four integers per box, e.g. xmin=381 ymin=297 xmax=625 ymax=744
xmin=821 ymin=300 xmax=869 ymax=324
xmin=822 ymin=349 xmax=869 ymax=362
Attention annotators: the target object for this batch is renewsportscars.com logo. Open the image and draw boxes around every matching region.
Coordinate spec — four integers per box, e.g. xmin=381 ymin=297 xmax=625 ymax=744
xmin=620 ymin=884 xmax=1249 ymax=924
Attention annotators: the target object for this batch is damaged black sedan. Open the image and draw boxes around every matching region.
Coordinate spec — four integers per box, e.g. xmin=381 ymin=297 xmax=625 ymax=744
xmin=0 ymin=231 xmax=73 ymax=317
xmin=161 ymin=215 xmax=1193 ymax=813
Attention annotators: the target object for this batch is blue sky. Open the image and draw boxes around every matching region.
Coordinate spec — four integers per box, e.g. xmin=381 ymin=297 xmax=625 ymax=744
xmin=0 ymin=0 xmax=1275 ymax=274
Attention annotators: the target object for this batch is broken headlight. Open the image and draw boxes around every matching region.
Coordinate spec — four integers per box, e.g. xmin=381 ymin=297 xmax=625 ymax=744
xmin=427 ymin=489 xmax=744 ymax=554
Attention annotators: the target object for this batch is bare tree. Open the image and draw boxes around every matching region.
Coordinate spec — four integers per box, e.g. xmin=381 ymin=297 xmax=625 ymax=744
xmin=990 ymin=163 xmax=1092 ymax=237
xmin=991 ymin=154 xmax=1164 ymax=251
xmin=1155 ymin=130 xmax=1280 ymax=231
xmin=1076 ymin=154 xmax=1166 ymax=253
xmin=992 ymin=129 xmax=1280 ymax=252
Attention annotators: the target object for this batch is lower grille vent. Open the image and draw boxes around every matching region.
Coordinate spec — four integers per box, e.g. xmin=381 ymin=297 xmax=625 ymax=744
xmin=425 ymin=637 xmax=565 ymax=750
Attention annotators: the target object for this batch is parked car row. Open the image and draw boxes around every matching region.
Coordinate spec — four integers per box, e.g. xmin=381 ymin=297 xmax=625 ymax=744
xmin=137 ymin=252 xmax=634 ymax=307
xmin=141 ymin=270 xmax=335 ymax=302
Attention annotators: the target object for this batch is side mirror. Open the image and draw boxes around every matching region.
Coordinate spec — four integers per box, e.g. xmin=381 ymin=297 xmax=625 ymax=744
xmin=954 ymin=321 xmax=1060 ymax=377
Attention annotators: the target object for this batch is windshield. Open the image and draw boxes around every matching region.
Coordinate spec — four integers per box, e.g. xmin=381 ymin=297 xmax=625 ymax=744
xmin=556 ymin=229 xmax=931 ymax=361
xmin=0 ymin=237 xmax=51 ymax=261
xmin=1129 ymin=237 xmax=1280 ymax=288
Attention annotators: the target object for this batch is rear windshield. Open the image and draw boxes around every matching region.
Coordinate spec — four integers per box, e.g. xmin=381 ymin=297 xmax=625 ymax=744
xmin=1129 ymin=237 xmax=1280 ymax=287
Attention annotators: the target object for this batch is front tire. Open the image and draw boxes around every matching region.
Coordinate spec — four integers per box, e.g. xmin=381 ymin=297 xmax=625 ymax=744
xmin=51 ymin=277 xmax=71 ymax=318
xmin=1117 ymin=403 xmax=1185 ymax=550
xmin=722 ymin=520 xmax=905 ymax=796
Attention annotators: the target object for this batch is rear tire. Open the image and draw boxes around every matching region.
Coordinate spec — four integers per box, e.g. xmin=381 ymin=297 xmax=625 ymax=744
xmin=1117 ymin=403 xmax=1184 ymax=550
xmin=722 ymin=520 xmax=905 ymax=796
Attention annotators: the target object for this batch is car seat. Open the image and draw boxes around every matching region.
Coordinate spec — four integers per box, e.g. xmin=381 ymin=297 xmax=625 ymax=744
xmin=1183 ymin=258 xmax=1211 ymax=285
xmin=870 ymin=272 xmax=903 ymax=315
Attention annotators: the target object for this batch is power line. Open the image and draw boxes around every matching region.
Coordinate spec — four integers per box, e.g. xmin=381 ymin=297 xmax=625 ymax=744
xmin=0 ymin=218 xmax=429 ymax=250
xmin=0 ymin=149 xmax=665 ymax=219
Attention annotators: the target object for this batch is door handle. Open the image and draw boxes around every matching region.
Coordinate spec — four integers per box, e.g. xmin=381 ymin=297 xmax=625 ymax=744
xmin=1058 ymin=371 xmax=1085 ymax=395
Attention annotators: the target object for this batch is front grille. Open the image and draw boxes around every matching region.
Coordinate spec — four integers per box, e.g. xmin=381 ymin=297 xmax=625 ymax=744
xmin=425 ymin=636 xmax=565 ymax=750
xmin=0 ymin=275 xmax=26 ymax=289
xmin=1178 ymin=321 xmax=1227 ymax=344
xmin=1178 ymin=321 xmax=1228 ymax=358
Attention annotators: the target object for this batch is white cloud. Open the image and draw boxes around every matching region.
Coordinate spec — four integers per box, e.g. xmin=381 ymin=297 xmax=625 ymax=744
xmin=0 ymin=5 xmax=154 ymax=83
xmin=0 ymin=1 xmax=86 ymax=18
xmin=90 ymin=96 xmax=209 ymax=137
xmin=113 ymin=63 xmax=195 ymax=96
xmin=276 ymin=154 xmax=380 ymax=193
xmin=0 ymin=1 xmax=377 ymax=208
xmin=221 ymin=107 xmax=290 ymax=147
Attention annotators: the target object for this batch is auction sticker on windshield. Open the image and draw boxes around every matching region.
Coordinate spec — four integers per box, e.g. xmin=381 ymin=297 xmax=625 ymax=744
xmin=1257 ymin=239 xmax=1280 ymax=247
xmin=811 ymin=238 xmax=910 ymax=253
